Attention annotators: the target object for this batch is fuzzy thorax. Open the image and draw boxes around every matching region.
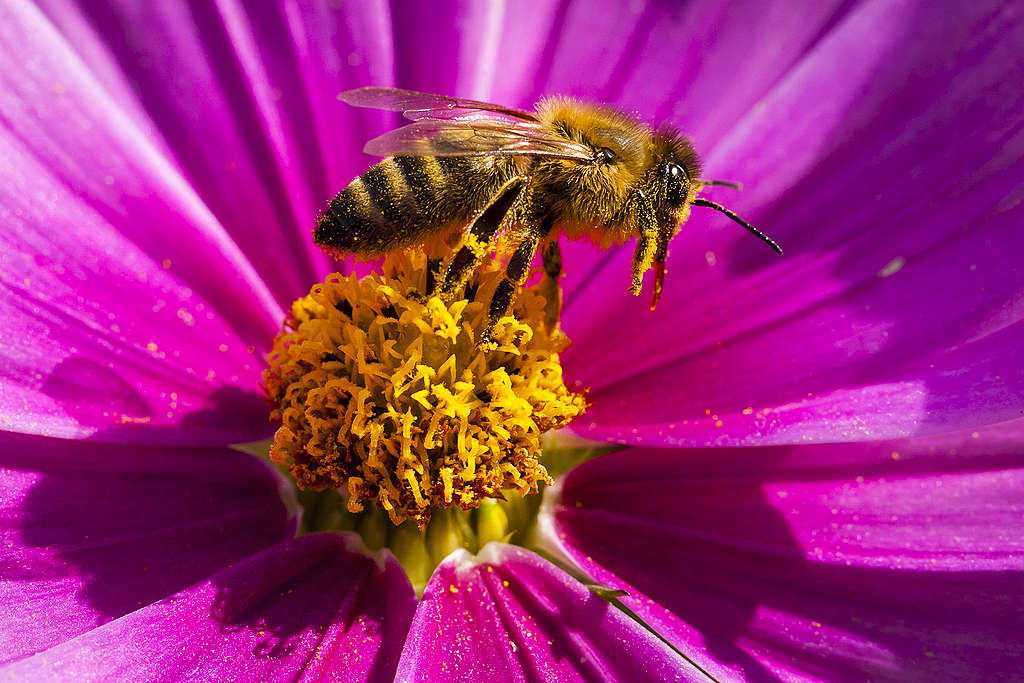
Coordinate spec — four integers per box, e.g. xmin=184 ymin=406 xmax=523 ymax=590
xmin=263 ymin=251 xmax=586 ymax=529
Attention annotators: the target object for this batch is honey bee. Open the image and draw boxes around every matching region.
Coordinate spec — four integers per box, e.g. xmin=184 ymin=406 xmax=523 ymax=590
xmin=315 ymin=87 xmax=782 ymax=344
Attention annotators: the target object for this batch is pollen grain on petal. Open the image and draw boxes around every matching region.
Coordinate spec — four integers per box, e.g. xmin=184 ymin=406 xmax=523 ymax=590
xmin=263 ymin=250 xmax=586 ymax=529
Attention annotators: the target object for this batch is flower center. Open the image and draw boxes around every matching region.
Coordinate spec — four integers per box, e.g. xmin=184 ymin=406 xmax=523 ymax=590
xmin=263 ymin=250 xmax=586 ymax=534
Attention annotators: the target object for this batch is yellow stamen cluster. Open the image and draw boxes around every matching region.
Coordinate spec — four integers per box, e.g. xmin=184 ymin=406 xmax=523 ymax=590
xmin=263 ymin=251 xmax=586 ymax=528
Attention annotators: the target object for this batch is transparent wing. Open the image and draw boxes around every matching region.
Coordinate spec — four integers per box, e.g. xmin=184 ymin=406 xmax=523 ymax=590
xmin=341 ymin=87 xmax=593 ymax=161
xmin=362 ymin=120 xmax=594 ymax=160
xmin=339 ymin=87 xmax=539 ymax=122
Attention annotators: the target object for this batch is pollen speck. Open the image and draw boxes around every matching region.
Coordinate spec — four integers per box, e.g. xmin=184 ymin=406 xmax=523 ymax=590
xmin=878 ymin=256 xmax=906 ymax=278
xmin=263 ymin=251 xmax=586 ymax=529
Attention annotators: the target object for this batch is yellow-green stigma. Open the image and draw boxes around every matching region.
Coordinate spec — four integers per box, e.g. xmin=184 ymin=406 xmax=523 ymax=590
xmin=263 ymin=250 xmax=586 ymax=530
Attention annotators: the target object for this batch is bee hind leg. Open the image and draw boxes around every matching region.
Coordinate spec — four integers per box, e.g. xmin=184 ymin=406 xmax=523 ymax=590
xmin=439 ymin=178 xmax=524 ymax=300
xmin=479 ymin=233 xmax=540 ymax=349
xmin=404 ymin=258 xmax=444 ymax=303
xmin=540 ymin=240 xmax=563 ymax=336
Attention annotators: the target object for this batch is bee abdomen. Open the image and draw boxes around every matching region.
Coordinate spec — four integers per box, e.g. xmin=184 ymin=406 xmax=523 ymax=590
xmin=315 ymin=157 xmax=453 ymax=256
xmin=393 ymin=156 xmax=443 ymax=210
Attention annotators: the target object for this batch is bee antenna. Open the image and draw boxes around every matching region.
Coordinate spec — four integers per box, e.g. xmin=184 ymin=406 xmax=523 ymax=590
xmin=691 ymin=198 xmax=783 ymax=255
xmin=697 ymin=179 xmax=743 ymax=190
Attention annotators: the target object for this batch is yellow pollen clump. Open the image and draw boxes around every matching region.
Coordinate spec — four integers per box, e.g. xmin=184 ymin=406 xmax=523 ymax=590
xmin=263 ymin=250 xmax=586 ymax=528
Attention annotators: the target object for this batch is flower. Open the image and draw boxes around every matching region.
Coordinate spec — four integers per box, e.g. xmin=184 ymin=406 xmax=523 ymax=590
xmin=262 ymin=253 xmax=586 ymax=528
xmin=2 ymin=1 xmax=1023 ymax=681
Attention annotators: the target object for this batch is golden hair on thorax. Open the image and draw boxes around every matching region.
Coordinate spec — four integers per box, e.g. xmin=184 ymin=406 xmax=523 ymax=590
xmin=315 ymin=87 xmax=782 ymax=346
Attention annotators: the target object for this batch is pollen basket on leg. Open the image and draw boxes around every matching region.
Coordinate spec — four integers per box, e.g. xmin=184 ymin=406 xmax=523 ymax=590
xmin=263 ymin=251 xmax=586 ymax=528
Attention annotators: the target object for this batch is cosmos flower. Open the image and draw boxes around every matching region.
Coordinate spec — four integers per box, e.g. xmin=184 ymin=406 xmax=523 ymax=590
xmin=2 ymin=0 xmax=1023 ymax=681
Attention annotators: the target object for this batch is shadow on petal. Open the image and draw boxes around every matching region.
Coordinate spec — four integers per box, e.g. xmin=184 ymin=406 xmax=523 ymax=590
xmin=2 ymin=390 xmax=292 ymax=663
xmin=41 ymin=356 xmax=152 ymax=425
xmin=544 ymin=439 xmax=1024 ymax=680
xmin=204 ymin=533 xmax=414 ymax=678
xmin=39 ymin=355 xmax=272 ymax=445
xmin=4 ymin=534 xmax=416 ymax=681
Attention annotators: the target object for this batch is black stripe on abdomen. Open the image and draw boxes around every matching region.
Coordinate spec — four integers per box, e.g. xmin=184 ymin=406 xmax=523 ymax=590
xmin=394 ymin=156 xmax=440 ymax=211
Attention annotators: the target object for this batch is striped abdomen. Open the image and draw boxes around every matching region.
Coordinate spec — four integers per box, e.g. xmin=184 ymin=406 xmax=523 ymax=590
xmin=314 ymin=156 xmax=516 ymax=257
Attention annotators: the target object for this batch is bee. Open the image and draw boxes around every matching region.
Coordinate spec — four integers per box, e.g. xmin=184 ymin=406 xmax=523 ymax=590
xmin=315 ymin=87 xmax=782 ymax=345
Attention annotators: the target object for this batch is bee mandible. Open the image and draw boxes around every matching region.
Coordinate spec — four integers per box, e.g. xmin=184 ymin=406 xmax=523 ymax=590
xmin=315 ymin=87 xmax=782 ymax=345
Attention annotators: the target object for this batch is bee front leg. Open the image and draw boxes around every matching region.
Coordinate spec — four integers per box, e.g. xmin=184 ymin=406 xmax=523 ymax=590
xmin=440 ymin=178 xmax=524 ymax=300
xmin=649 ymin=226 xmax=672 ymax=311
xmin=630 ymin=191 xmax=657 ymax=296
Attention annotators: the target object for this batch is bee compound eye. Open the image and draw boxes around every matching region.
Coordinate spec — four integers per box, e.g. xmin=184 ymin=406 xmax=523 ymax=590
xmin=666 ymin=163 xmax=689 ymax=204
xmin=596 ymin=147 xmax=616 ymax=165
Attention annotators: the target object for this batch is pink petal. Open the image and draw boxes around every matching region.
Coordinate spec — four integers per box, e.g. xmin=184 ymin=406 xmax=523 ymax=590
xmin=0 ymin=432 xmax=298 ymax=663
xmin=2 ymin=533 xmax=416 ymax=681
xmin=505 ymin=0 xmax=851 ymax=133
xmin=540 ymin=426 xmax=1024 ymax=680
xmin=397 ymin=544 xmax=701 ymax=681
xmin=559 ymin=1 xmax=1024 ymax=446
xmin=32 ymin=0 xmax=398 ymax=299
xmin=390 ymin=1 xmax=512 ymax=99
xmin=0 ymin=2 xmax=298 ymax=445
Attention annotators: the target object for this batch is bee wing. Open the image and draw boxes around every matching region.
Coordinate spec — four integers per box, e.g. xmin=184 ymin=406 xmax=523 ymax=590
xmin=362 ymin=119 xmax=595 ymax=161
xmin=339 ymin=87 xmax=539 ymax=122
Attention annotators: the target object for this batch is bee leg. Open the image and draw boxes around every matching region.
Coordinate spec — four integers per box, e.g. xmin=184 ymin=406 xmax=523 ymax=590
xmin=424 ymin=257 xmax=443 ymax=296
xmin=479 ymin=233 xmax=540 ymax=349
xmin=650 ymin=227 xmax=671 ymax=311
xmin=630 ymin=192 xmax=657 ymax=296
xmin=540 ymin=240 xmax=563 ymax=336
xmin=630 ymin=226 xmax=657 ymax=295
xmin=440 ymin=179 xmax=524 ymax=299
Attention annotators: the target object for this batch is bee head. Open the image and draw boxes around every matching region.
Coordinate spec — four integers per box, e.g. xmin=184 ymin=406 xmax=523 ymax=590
xmin=652 ymin=128 xmax=701 ymax=212
xmin=649 ymin=129 xmax=782 ymax=291
xmin=643 ymin=130 xmax=702 ymax=310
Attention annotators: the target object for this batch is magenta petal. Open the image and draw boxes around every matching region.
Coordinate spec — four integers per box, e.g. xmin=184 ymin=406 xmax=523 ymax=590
xmin=2 ymin=533 xmax=416 ymax=681
xmin=541 ymin=429 xmax=1024 ymax=680
xmin=0 ymin=2 xmax=306 ymax=445
xmin=397 ymin=544 xmax=702 ymax=681
xmin=0 ymin=432 xmax=297 ymax=663
xmin=560 ymin=1 xmax=1024 ymax=446
xmin=30 ymin=0 xmax=396 ymax=298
